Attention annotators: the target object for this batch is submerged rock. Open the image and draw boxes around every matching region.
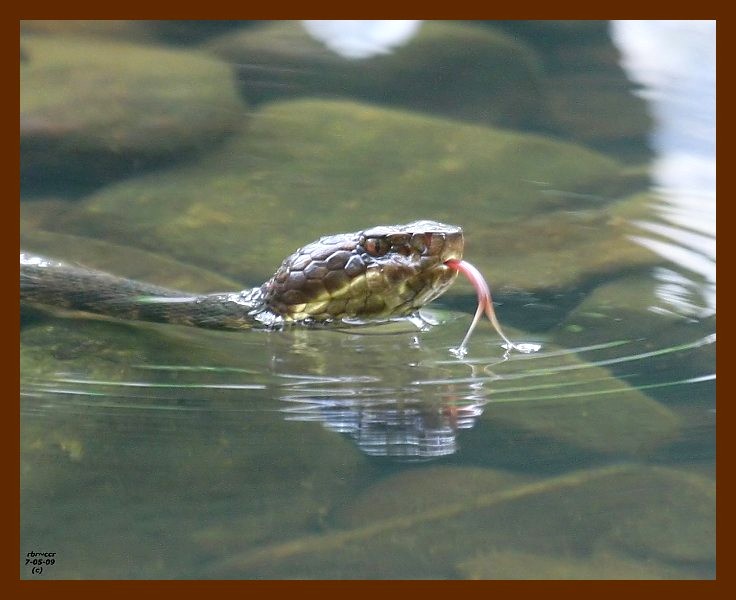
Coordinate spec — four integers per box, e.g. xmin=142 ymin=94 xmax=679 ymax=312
xmin=205 ymin=464 xmax=714 ymax=579
xmin=20 ymin=229 xmax=241 ymax=293
xmin=456 ymin=549 xmax=693 ymax=579
xmin=20 ymin=20 xmax=153 ymax=42
xmin=332 ymin=465 xmax=530 ymax=529
xmin=490 ymin=20 xmax=653 ymax=162
xmin=145 ymin=20 xmax=251 ymax=44
xmin=27 ymin=99 xmax=656 ymax=297
xmin=374 ymin=321 xmax=683 ymax=463
xmin=472 ymin=338 xmax=682 ymax=457
xmin=460 ymin=189 xmax=661 ymax=293
xmin=551 ymin=270 xmax=716 ymax=381
xmin=206 ymin=20 xmax=652 ymax=163
xmin=21 ymin=316 xmax=370 ymax=578
xmin=206 ymin=20 xmax=546 ymax=130
xmin=547 ymin=271 xmax=715 ymax=464
xmin=20 ymin=20 xmax=255 ymax=45
xmin=21 ymin=34 xmax=245 ymax=194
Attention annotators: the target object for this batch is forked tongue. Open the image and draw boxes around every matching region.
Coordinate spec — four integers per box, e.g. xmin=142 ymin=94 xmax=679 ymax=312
xmin=445 ymin=259 xmax=540 ymax=357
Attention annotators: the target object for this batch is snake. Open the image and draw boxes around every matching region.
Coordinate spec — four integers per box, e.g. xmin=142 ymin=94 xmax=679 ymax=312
xmin=20 ymin=220 xmax=464 ymax=330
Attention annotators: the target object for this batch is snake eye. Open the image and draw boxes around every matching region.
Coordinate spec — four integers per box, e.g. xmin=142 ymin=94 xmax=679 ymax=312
xmin=364 ymin=237 xmax=390 ymax=257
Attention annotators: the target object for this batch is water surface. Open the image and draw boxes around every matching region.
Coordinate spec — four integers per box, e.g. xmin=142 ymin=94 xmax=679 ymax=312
xmin=20 ymin=20 xmax=715 ymax=579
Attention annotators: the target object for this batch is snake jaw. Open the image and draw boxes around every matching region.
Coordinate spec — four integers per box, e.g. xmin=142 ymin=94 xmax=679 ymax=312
xmin=262 ymin=220 xmax=464 ymax=324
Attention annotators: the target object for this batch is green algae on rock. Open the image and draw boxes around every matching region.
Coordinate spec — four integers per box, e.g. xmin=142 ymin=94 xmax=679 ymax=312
xmin=21 ymin=34 xmax=246 ymax=193
xmin=36 ymin=99 xmax=655 ymax=295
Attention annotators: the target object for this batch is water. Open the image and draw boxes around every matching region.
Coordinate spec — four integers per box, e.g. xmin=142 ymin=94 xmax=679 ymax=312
xmin=20 ymin=20 xmax=715 ymax=579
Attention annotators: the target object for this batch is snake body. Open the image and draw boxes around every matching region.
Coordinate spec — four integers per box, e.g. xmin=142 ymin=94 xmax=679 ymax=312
xmin=20 ymin=221 xmax=463 ymax=330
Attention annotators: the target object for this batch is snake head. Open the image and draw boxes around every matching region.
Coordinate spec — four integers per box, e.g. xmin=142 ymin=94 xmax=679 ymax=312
xmin=261 ymin=220 xmax=464 ymax=323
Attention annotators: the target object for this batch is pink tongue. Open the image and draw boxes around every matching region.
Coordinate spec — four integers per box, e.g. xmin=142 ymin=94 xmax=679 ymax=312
xmin=445 ymin=259 xmax=516 ymax=356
